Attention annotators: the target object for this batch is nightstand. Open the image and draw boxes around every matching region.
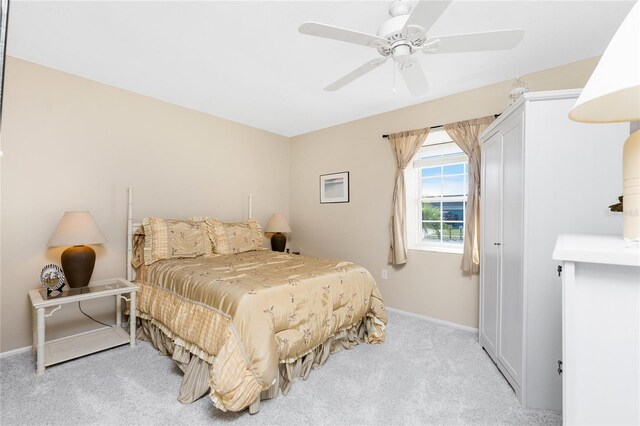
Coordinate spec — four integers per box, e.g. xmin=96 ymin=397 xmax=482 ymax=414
xmin=28 ymin=277 xmax=138 ymax=374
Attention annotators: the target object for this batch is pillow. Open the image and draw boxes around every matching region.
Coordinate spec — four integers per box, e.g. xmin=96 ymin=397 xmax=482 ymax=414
xmin=142 ymin=216 xmax=213 ymax=265
xmin=206 ymin=219 xmax=264 ymax=255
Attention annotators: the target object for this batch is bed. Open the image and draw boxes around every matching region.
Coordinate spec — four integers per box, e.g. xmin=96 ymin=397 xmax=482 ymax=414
xmin=126 ymin=189 xmax=387 ymax=413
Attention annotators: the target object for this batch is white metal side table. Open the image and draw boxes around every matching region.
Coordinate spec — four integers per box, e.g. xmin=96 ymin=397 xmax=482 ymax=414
xmin=28 ymin=277 xmax=138 ymax=374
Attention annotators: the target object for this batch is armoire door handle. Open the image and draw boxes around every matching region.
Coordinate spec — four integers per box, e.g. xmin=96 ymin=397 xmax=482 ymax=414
xmin=494 ymin=242 xmax=501 ymax=246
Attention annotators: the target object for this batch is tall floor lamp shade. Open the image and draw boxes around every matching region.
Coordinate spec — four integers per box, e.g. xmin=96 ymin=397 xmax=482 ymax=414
xmin=47 ymin=211 xmax=107 ymax=288
xmin=265 ymin=213 xmax=291 ymax=252
xmin=569 ymin=1 xmax=640 ymax=241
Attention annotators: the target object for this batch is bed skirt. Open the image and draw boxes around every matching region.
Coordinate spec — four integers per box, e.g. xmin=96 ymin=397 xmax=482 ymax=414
xmin=136 ymin=316 xmax=372 ymax=413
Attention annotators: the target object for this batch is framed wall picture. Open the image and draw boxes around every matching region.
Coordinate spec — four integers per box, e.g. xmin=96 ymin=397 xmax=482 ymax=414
xmin=320 ymin=171 xmax=349 ymax=204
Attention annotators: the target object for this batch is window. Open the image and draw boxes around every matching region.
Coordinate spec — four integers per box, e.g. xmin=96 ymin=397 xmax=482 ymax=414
xmin=406 ymin=131 xmax=468 ymax=253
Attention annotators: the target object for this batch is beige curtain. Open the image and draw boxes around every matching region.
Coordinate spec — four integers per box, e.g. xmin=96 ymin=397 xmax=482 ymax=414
xmin=444 ymin=116 xmax=495 ymax=274
xmin=388 ymin=128 xmax=430 ymax=265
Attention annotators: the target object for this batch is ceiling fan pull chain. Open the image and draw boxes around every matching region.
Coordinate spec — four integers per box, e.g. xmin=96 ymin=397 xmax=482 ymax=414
xmin=393 ymin=62 xmax=397 ymax=93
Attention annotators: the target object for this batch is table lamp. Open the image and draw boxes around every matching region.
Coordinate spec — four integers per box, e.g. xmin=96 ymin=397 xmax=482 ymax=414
xmin=265 ymin=213 xmax=291 ymax=252
xmin=569 ymin=1 xmax=640 ymax=241
xmin=47 ymin=211 xmax=107 ymax=288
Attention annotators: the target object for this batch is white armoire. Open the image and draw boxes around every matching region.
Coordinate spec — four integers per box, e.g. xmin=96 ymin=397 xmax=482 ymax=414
xmin=478 ymin=89 xmax=628 ymax=411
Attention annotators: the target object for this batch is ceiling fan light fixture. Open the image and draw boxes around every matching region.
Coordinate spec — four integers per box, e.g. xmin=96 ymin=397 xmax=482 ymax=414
xmin=392 ymin=44 xmax=412 ymax=63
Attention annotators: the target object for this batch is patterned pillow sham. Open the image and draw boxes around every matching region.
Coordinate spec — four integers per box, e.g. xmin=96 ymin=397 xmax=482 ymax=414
xmin=206 ymin=219 xmax=264 ymax=255
xmin=142 ymin=216 xmax=213 ymax=265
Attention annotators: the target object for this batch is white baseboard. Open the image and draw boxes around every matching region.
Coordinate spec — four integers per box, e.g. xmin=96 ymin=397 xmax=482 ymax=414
xmin=386 ymin=307 xmax=479 ymax=334
xmin=0 ymin=325 xmax=115 ymax=360
xmin=0 ymin=345 xmax=32 ymax=359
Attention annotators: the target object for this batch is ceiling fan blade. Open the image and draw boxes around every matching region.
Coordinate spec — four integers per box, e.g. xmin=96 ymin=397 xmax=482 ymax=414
xmin=399 ymin=59 xmax=429 ymax=97
xmin=299 ymin=22 xmax=389 ymax=48
xmin=423 ymin=29 xmax=525 ymax=54
xmin=325 ymin=58 xmax=388 ymax=92
xmin=403 ymin=0 xmax=452 ymax=33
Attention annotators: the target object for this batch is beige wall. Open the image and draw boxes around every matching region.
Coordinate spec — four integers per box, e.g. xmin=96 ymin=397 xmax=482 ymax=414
xmin=0 ymin=57 xmax=290 ymax=352
xmin=289 ymin=58 xmax=600 ymax=329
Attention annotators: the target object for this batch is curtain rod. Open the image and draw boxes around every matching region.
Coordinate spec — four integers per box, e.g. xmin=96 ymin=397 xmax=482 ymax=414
xmin=382 ymin=114 xmax=501 ymax=139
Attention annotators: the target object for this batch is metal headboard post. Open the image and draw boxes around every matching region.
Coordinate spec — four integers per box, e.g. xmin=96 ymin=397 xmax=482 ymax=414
xmin=126 ymin=185 xmax=134 ymax=282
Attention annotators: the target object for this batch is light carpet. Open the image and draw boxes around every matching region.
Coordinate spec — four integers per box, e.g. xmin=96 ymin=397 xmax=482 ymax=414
xmin=0 ymin=310 xmax=561 ymax=425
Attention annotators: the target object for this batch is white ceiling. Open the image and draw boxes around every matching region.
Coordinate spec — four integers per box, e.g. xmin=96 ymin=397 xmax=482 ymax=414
xmin=7 ymin=1 xmax=635 ymax=137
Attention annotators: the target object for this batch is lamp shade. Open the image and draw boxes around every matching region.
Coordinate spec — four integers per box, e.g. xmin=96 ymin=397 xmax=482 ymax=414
xmin=265 ymin=213 xmax=292 ymax=233
xmin=569 ymin=2 xmax=640 ymax=123
xmin=569 ymin=1 xmax=640 ymax=242
xmin=47 ymin=211 xmax=107 ymax=247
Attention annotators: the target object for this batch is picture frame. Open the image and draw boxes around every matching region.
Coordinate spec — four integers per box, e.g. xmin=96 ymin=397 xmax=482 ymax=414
xmin=40 ymin=264 xmax=66 ymax=295
xmin=320 ymin=171 xmax=349 ymax=204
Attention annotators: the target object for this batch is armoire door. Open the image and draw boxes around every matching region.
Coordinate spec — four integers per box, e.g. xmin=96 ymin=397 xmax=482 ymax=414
xmin=497 ymin=112 xmax=524 ymax=386
xmin=480 ymin=130 xmax=502 ymax=357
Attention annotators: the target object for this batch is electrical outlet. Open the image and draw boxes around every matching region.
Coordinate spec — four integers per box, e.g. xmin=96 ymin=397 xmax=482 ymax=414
xmin=381 ymin=269 xmax=388 ymax=280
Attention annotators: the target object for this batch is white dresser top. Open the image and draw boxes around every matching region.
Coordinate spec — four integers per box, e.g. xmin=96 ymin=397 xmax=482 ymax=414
xmin=553 ymin=234 xmax=640 ymax=267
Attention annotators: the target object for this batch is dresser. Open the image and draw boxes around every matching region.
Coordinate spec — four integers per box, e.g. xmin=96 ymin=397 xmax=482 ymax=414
xmin=478 ymin=89 xmax=628 ymax=411
xmin=553 ymin=234 xmax=640 ymax=425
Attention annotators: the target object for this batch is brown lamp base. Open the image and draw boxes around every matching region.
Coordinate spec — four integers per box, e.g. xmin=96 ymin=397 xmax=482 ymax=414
xmin=271 ymin=232 xmax=286 ymax=252
xmin=61 ymin=245 xmax=96 ymax=288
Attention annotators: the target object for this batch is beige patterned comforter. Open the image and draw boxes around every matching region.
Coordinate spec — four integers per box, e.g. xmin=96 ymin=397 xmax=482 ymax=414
xmin=134 ymin=250 xmax=387 ymax=412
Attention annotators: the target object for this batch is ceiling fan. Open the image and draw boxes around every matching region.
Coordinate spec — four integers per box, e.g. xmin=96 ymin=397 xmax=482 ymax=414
xmin=299 ymin=0 xmax=524 ymax=96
